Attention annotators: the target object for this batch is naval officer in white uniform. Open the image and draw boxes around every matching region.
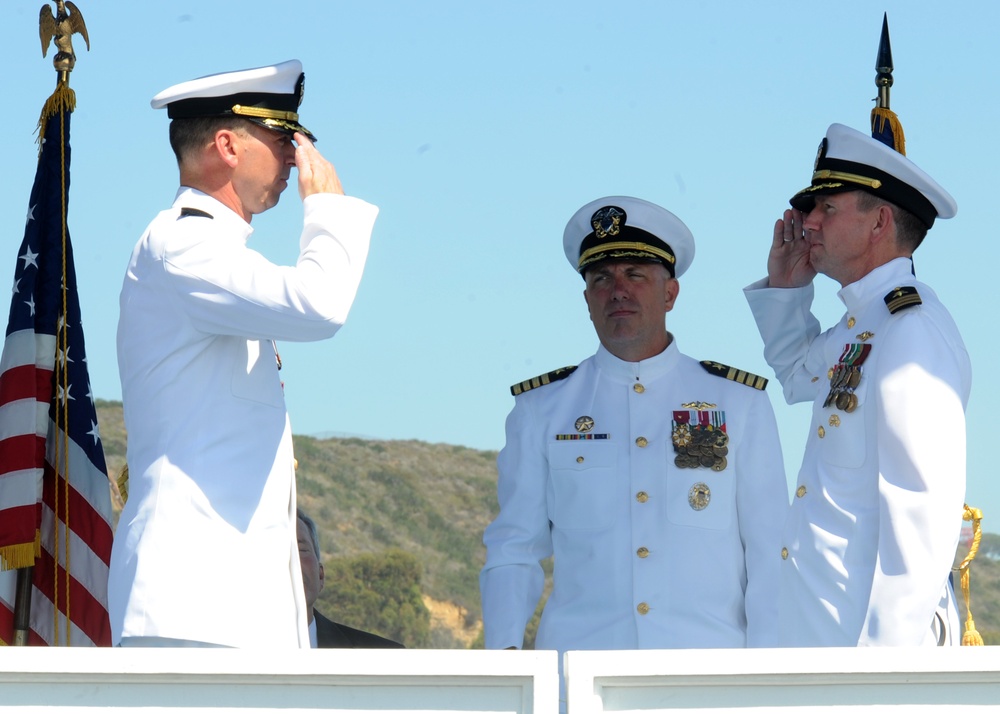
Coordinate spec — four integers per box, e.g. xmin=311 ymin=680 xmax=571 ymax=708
xmin=111 ymin=60 xmax=378 ymax=648
xmin=744 ymin=123 xmax=971 ymax=646
xmin=480 ymin=197 xmax=788 ymax=681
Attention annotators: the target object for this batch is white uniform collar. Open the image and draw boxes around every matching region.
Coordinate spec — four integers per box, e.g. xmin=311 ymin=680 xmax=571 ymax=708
xmin=837 ymin=257 xmax=914 ymax=314
xmin=308 ymin=616 xmax=318 ymax=648
xmin=173 ymin=186 xmax=255 ymax=244
xmin=594 ymin=335 xmax=680 ymax=384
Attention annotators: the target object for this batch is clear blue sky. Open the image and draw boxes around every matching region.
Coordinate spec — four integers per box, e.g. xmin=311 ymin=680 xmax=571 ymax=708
xmin=2 ymin=2 xmax=997 ymax=529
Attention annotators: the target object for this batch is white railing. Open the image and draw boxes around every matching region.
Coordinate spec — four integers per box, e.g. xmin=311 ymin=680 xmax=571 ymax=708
xmin=0 ymin=648 xmax=558 ymax=713
xmin=564 ymin=647 xmax=1000 ymax=713
xmin=1 ymin=646 xmax=999 ymax=712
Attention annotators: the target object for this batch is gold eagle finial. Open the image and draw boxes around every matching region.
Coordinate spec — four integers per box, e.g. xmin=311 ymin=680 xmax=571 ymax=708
xmin=39 ymin=1 xmax=90 ymax=82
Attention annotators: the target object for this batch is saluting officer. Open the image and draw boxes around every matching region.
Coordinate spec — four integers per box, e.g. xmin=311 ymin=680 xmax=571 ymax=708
xmin=480 ymin=197 xmax=788 ymax=676
xmin=744 ymin=123 xmax=971 ymax=646
xmin=111 ymin=60 xmax=378 ymax=649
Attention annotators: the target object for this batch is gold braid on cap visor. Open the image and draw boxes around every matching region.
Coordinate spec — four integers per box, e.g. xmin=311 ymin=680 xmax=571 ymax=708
xmin=812 ymin=170 xmax=883 ymax=190
xmin=231 ymin=104 xmax=301 ymax=122
xmin=578 ymin=241 xmax=676 ymax=270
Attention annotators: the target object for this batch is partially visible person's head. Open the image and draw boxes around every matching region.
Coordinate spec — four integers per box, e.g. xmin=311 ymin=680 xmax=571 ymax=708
xmin=296 ymin=509 xmax=325 ymax=617
xmin=563 ymin=197 xmax=693 ymax=362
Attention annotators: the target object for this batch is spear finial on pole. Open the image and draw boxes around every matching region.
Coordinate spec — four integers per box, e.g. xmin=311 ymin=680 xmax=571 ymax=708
xmin=875 ymin=12 xmax=893 ymax=110
xmin=871 ymin=13 xmax=905 ymax=154
xmin=39 ymin=1 xmax=90 ymax=87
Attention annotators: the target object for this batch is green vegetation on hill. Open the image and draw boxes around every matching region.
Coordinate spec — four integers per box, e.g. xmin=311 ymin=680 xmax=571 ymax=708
xmin=95 ymin=400 xmax=1000 ymax=647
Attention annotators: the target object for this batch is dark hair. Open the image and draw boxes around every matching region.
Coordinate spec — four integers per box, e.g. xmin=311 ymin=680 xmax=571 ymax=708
xmin=855 ymin=190 xmax=928 ymax=252
xmin=167 ymin=115 xmax=255 ymax=164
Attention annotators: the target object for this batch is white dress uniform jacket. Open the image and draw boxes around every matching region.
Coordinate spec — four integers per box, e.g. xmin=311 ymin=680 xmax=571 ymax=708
xmin=111 ymin=187 xmax=377 ymax=648
xmin=745 ymin=257 xmax=971 ymax=646
xmin=480 ymin=339 xmax=788 ymax=656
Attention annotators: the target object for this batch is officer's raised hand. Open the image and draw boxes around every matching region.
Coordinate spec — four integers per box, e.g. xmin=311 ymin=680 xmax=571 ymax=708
xmin=295 ymin=132 xmax=344 ymax=198
xmin=767 ymin=208 xmax=816 ymax=288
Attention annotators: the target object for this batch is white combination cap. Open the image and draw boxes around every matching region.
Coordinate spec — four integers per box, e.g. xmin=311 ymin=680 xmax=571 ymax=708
xmin=563 ymin=196 xmax=695 ymax=278
xmin=151 ymin=60 xmax=315 ymax=141
xmin=790 ymin=122 xmax=956 ymax=228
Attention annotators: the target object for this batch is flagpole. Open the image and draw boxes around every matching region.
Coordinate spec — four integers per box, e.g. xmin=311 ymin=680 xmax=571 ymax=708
xmin=12 ymin=569 xmax=32 ymax=646
xmin=8 ymin=0 xmax=91 ymax=647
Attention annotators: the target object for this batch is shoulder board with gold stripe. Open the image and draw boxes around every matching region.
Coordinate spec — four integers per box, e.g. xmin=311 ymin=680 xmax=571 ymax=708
xmin=510 ymin=366 xmax=578 ymax=396
xmin=884 ymin=286 xmax=922 ymax=314
xmin=700 ymin=360 xmax=768 ymax=390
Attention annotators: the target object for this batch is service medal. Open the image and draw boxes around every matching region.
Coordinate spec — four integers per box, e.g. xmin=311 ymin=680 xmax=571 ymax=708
xmin=824 ymin=342 xmax=871 ymax=413
xmin=672 ymin=407 xmax=728 ymax=472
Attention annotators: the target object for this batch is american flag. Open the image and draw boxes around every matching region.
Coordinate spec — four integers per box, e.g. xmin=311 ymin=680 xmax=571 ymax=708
xmin=0 ymin=89 xmax=113 ymax=646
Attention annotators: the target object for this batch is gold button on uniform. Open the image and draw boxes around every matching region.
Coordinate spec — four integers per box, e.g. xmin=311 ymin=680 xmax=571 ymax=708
xmin=637 ymin=602 xmax=650 ymax=615
xmin=781 ymin=547 xmax=789 ymax=560
xmin=636 ymin=491 xmax=649 ymax=503
xmin=576 ymin=456 xmax=584 ymax=463
xmin=635 ymin=436 xmax=648 ymax=447
xmin=847 ymin=317 xmax=856 ymax=328
xmin=796 ymin=485 xmax=807 ymax=498
xmin=817 ymin=426 xmax=825 ymax=438
xmin=633 ymin=383 xmax=645 ymax=393
xmin=636 ymin=547 xmax=649 ymax=558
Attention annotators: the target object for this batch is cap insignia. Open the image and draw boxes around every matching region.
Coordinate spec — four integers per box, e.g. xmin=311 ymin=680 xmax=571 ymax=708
xmin=814 ymin=137 xmax=828 ymax=171
xmin=591 ymin=206 xmax=626 ymax=239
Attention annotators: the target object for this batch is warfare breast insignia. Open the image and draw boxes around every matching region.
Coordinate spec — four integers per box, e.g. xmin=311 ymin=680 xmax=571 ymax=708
xmin=672 ymin=407 xmax=729 ymax=472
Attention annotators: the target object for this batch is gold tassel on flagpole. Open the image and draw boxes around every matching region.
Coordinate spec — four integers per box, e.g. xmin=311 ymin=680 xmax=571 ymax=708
xmin=870 ymin=106 xmax=906 ymax=156
xmin=37 ymin=83 xmax=76 ymax=147
xmin=957 ymin=504 xmax=984 ymax=646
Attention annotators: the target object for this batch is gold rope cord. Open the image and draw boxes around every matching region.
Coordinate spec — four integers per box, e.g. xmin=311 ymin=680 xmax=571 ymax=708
xmin=39 ymin=84 xmax=77 ymax=646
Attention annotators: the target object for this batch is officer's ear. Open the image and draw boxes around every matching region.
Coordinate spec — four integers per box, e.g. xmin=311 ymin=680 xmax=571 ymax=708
xmin=664 ymin=275 xmax=680 ymax=313
xmin=213 ymin=129 xmax=242 ymax=168
xmin=870 ymin=204 xmax=895 ymax=245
